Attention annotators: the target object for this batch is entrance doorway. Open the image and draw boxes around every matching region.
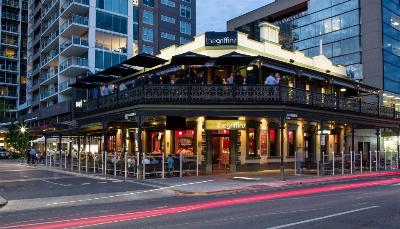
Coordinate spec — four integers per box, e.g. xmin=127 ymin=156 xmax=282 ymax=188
xmin=212 ymin=131 xmax=231 ymax=173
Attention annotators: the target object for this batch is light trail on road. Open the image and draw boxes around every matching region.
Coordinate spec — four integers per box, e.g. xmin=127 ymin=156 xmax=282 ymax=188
xmin=4 ymin=177 xmax=400 ymax=229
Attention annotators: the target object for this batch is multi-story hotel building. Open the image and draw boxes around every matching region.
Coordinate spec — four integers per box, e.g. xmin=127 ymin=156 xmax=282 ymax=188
xmin=21 ymin=0 xmax=196 ymax=128
xmin=0 ymin=0 xmax=28 ymax=122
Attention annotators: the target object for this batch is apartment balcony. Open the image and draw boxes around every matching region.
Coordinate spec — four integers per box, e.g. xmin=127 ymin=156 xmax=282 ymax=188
xmin=0 ymin=64 xmax=18 ymax=72
xmin=2 ymin=12 xmax=19 ymax=21
xmin=42 ymin=0 xmax=59 ymax=21
xmin=40 ymin=68 xmax=58 ymax=86
xmin=60 ymin=0 xmax=89 ymax=19
xmin=1 ymin=25 xmax=19 ymax=34
xmin=0 ymin=78 xmax=18 ymax=86
xmin=41 ymin=49 xmax=59 ymax=69
xmin=42 ymin=11 xmax=60 ymax=37
xmin=59 ymin=56 xmax=88 ymax=75
xmin=59 ymin=36 xmax=88 ymax=57
xmin=2 ymin=0 xmax=19 ymax=8
xmin=40 ymin=87 xmax=58 ymax=101
xmin=0 ymin=51 xmax=18 ymax=60
xmin=0 ymin=92 xmax=18 ymax=99
xmin=58 ymin=77 xmax=76 ymax=94
xmin=42 ymin=30 xmax=59 ymax=53
xmin=59 ymin=15 xmax=88 ymax=38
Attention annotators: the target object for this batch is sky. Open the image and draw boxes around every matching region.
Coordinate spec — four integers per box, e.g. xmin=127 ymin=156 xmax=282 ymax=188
xmin=196 ymin=0 xmax=274 ymax=34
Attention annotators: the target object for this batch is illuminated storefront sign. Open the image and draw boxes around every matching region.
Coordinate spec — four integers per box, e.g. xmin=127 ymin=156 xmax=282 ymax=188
xmin=205 ymin=31 xmax=238 ymax=46
xmin=205 ymin=120 xmax=246 ymax=130
xmin=317 ymin=129 xmax=331 ymax=135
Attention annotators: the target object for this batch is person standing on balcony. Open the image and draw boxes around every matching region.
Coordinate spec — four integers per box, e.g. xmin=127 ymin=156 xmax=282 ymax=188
xmin=265 ymin=73 xmax=276 ymax=85
xmin=275 ymin=73 xmax=281 ymax=85
xmin=227 ymin=73 xmax=234 ymax=85
xmin=102 ymin=85 xmax=111 ymax=96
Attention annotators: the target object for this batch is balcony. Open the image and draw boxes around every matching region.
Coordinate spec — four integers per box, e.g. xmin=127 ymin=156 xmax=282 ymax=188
xmin=0 ymin=91 xmax=18 ymax=98
xmin=2 ymin=12 xmax=19 ymax=21
xmin=60 ymin=0 xmax=89 ymax=19
xmin=40 ymin=68 xmax=58 ymax=85
xmin=2 ymin=0 xmax=19 ymax=8
xmin=0 ymin=78 xmax=17 ymax=85
xmin=42 ymin=0 xmax=59 ymax=20
xmin=0 ymin=51 xmax=18 ymax=59
xmin=1 ymin=38 xmax=19 ymax=47
xmin=42 ymin=11 xmax=60 ymax=37
xmin=76 ymin=85 xmax=400 ymax=121
xmin=59 ymin=78 xmax=76 ymax=93
xmin=42 ymin=30 xmax=59 ymax=53
xmin=59 ymin=15 xmax=88 ymax=37
xmin=41 ymin=49 xmax=59 ymax=68
xmin=1 ymin=25 xmax=18 ymax=34
xmin=59 ymin=56 xmax=88 ymax=75
xmin=40 ymin=86 xmax=58 ymax=101
xmin=0 ymin=64 xmax=18 ymax=72
xmin=59 ymin=36 xmax=88 ymax=56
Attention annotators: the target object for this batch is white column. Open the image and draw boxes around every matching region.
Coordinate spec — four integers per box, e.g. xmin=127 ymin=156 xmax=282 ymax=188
xmin=88 ymin=0 xmax=97 ymax=72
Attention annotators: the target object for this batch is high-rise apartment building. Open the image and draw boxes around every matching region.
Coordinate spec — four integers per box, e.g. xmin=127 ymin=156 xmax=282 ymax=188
xmin=0 ymin=0 xmax=28 ymax=122
xmin=228 ymin=0 xmax=400 ymax=108
xmin=21 ymin=0 xmax=196 ymax=128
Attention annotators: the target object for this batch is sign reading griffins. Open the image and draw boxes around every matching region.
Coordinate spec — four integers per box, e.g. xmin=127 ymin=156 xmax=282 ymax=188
xmin=205 ymin=120 xmax=246 ymax=130
xmin=205 ymin=31 xmax=238 ymax=46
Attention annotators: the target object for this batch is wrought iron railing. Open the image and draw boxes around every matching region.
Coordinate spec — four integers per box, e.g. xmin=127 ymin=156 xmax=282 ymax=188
xmin=75 ymin=85 xmax=399 ymax=120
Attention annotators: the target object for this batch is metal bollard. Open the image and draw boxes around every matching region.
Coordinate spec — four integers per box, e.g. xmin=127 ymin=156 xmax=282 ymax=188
xmin=64 ymin=151 xmax=67 ymax=169
xmin=350 ymin=151 xmax=353 ymax=174
xmin=332 ymin=152 xmax=335 ymax=176
xmin=391 ymin=151 xmax=394 ymax=170
xmin=124 ymin=152 xmax=128 ymax=180
xmin=375 ymin=151 xmax=378 ymax=172
xmin=360 ymin=151 xmax=363 ymax=174
xmin=317 ymin=157 xmax=320 ymax=176
xmin=93 ymin=154 xmax=96 ymax=174
xmin=136 ymin=152 xmax=140 ymax=180
xmin=85 ymin=152 xmax=88 ymax=173
xmin=369 ymin=151 xmax=372 ymax=172
xmin=196 ymin=153 xmax=199 ymax=177
xmin=162 ymin=152 xmax=165 ymax=179
xmin=322 ymin=152 xmax=325 ymax=176
xmin=385 ymin=151 xmax=387 ymax=171
xmin=113 ymin=152 xmax=117 ymax=177
xmin=104 ymin=151 xmax=107 ymax=177
xmin=341 ymin=151 xmax=344 ymax=175
xmin=71 ymin=153 xmax=74 ymax=171
xmin=180 ymin=153 xmax=183 ymax=178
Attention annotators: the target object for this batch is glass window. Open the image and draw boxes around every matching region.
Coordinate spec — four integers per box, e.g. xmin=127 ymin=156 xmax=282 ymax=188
xmin=143 ymin=0 xmax=154 ymax=7
xmin=96 ymin=0 xmax=128 ymax=15
xmin=161 ymin=32 xmax=176 ymax=40
xmin=248 ymin=128 xmax=258 ymax=158
xmin=175 ymin=130 xmax=194 ymax=156
xmin=133 ymin=5 xmax=139 ymax=23
xmin=180 ymin=36 xmax=191 ymax=45
xmin=384 ymin=77 xmax=400 ymax=94
xmin=161 ymin=15 xmax=176 ymax=24
xmin=180 ymin=21 xmax=191 ymax=35
xmin=142 ymin=45 xmax=154 ymax=54
xmin=180 ymin=5 xmax=191 ymax=19
xmin=269 ymin=128 xmax=278 ymax=157
xmin=96 ymin=10 xmax=127 ymax=34
xmin=133 ymin=25 xmax=138 ymax=40
xmin=384 ymin=35 xmax=400 ymax=56
xmin=288 ymin=130 xmax=296 ymax=157
xmin=161 ymin=0 xmax=175 ymax=7
xmin=95 ymin=50 xmax=104 ymax=69
xmin=142 ymin=27 xmax=153 ymax=42
xmin=143 ymin=10 xmax=153 ymax=25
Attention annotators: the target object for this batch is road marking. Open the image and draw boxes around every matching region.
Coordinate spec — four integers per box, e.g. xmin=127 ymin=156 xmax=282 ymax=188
xmin=0 ymin=176 xmax=74 ymax=183
xmin=81 ymin=183 xmax=91 ymax=186
xmin=265 ymin=206 xmax=379 ymax=229
xmin=46 ymin=180 xmax=214 ymax=206
xmin=112 ymin=180 xmax=123 ymax=183
xmin=40 ymin=179 xmax=71 ymax=187
xmin=0 ymin=169 xmax=38 ymax=172
xmin=392 ymin=183 xmax=400 ymax=186
xmin=98 ymin=181 xmax=107 ymax=184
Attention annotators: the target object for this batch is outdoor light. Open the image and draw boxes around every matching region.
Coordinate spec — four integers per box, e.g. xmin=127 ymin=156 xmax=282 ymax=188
xmin=246 ymin=66 xmax=254 ymax=71
xmin=340 ymin=88 xmax=347 ymax=92
xmin=20 ymin=126 xmax=26 ymax=134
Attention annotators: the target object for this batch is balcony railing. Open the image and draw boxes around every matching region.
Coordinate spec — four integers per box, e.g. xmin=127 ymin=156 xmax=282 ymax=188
xmin=59 ymin=78 xmax=76 ymax=92
xmin=1 ymin=12 xmax=19 ymax=21
xmin=40 ymin=87 xmax=58 ymax=100
xmin=42 ymin=0 xmax=58 ymax=18
xmin=40 ymin=68 xmax=58 ymax=83
xmin=76 ymin=85 xmax=400 ymax=120
xmin=41 ymin=49 xmax=59 ymax=66
xmin=1 ymin=25 xmax=18 ymax=33
xmin=0 ymin=51 xmax=17 ymax=59
xmin=42 ymin=11 xmax=60 ymax=34
xmin=0 ymin=64 xmax=17 ymax=71
xmin=60 ymin=15 xmax=89 ymax=33
xmin=2 ymin=0 xmax=19 ymax=8
xmin=59 ymin=57 xmax=88 ymax=71
xmin=42 ymin=30 xmax=59 ymax=49
xmin=60 ymin=36 xmax=88 ymax=52
xmin=61 ymin=0 xmax=89 ymax=13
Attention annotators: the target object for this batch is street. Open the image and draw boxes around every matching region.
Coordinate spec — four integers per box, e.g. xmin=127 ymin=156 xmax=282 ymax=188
xmin=1 ymin=160 xmax=400 ymax=229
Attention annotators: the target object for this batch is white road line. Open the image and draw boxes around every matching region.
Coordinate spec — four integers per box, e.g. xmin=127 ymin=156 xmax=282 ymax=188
xmin=46 ymin=180 xmax=214 ymax=206
xmin=392 ymin=183 xmax=400 ymax=186
xmin=81 ymin=183 xmax=91 ymax=185
xmin=40 ymin=179 xmax=72 ymax=187
xmin=98 ymin=181 xmax=108 ymax=184
xmin=266 ymin=206 xmax=379 ymax=229
xmin=0 ymin=169 xmax=38 ymax=172
xmin=112 ymin=180 xmax=123 ymax=183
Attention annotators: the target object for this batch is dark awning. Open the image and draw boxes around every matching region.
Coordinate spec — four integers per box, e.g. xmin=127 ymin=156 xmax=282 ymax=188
xmin=121 ymin=53 xmax=167 ymax=68
xmin=83 ymin=74 xmax=119 ymax=83
xmin=214 ymin=51 xmax=256 ymax=66
xmin=170 ymin=51 xmax=210 ymax=66
xmin=98 ymin=64 xmax=140 ymax=77
xmin=69 ymin=81 xmax=101 ymax=89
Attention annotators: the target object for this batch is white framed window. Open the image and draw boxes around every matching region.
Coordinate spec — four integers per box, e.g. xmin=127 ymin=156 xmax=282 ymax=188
xmin=180 ymin=21 xmax=191 ymax=35
xmin=161 ymin=15 xmax=176 ymax=24
xmin=161 ymin=0 xmax=175 ymax=7
xmin=180 ymin=5 xmax=191 ymax=19
xmin=161 ymin=32 xmax=176 ymax=40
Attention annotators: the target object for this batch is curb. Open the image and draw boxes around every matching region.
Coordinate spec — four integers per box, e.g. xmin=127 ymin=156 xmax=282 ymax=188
xmin=0 ymin=195 xmax=8 ymax=209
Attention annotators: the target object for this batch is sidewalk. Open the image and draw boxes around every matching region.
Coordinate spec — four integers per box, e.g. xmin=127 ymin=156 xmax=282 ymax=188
xmin=143 ymin=170 xmax=400 ymax=195
xmin=0 ymin=195 xmax=7 ymax=208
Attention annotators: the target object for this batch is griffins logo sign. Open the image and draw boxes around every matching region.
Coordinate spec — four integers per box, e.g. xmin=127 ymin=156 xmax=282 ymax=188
xmin=205 ymin=31 xmax=238 ymax=46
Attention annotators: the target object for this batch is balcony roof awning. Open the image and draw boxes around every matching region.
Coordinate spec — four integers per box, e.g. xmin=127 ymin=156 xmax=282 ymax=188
xmin=214 ymin=51 xmax=256 ymax=66
xmin=170 ymin=51 xmax=210 ymax=66
xmin=82 ymin=74 xmax=119 ymax=83
xmin=69 ymin=81 xmax=101 ymax=89
xmin=121 ymin=53 xmax=167 ymax=68
xmin=98 ymin=64 xmax=141 ymax=77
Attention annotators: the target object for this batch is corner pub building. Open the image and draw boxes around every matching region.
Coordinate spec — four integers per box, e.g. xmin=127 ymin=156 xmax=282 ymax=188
xmin=34 ymin=23 xmax=400 ymax=177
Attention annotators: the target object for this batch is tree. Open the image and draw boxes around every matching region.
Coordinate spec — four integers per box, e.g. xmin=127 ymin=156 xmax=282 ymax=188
xmin=5 ymin=121 xmax=30 ymax=158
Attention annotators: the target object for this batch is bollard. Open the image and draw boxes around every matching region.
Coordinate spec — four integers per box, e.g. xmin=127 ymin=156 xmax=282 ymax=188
xmin=85 ymin=152 xmax=88 ymax=173
xmin=375 ymin=151 xmax=378 ymax=172
xmin=104 ymin=151 xmax=107 ymax=177
xmin=180 ymin=153 xmax=183 ymax=178
xmin=384 ymin=151 xmax=387 ymax=171
xmin=341 ymin=151 xmax=344 ymax=175
xmin=360 ymin=151 xmax=363 ymax=174
xmin=294 ymin=151 xmax=297 ymax=176
xmin=113 ymin=152 xmax=117 ymax=177
xmin=124 ymin=152 xmax=128 ymax=180
xmin=143 ymin=153 xmax=146 ymax=180
xmin=196 ymin=153 xmax=199 ymax=177
xmin=369 ymin=151 xmax=372 ymax=172
xmin=332 ymin=152 xmax=335 ymax=176
xmin=350 ymin=151 xmax=353 ymax=174
xmin=322 ymin=152 xmax=325 ymax=176
xmin=397 ymin=152 xmax=399 ymax=171
xmin=71 ymin=153 xmax=74 ymax=171
xmin=49 ymin=154 xmax=52 ymax=167
xmin=391 ymin=151 xmax=394 ymax=170
xmin=60 ymin=152 xmax=62 ymax=169
xmin=317 ymin=157 xmax=320 ymax=176
xmin=64 ymin=151 xmax=67 ymax=169
xmin=136 ymin=152 xmax=139 ymax=180
xmin=93 ymin=154 xmax=96 ymax=174
xmin=162 ymin=152 xmax=165 ymax=179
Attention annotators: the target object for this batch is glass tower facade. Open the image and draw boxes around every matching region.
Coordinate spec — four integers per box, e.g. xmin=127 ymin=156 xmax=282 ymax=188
xmin=382 ymin=0 xmax=400 ymax=94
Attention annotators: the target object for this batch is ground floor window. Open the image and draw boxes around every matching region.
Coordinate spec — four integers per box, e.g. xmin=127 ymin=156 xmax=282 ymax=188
xmin=288 ymin=129 xmax=296 ymax=157
xmin=175 ymin=130 xmax=194 ymax=156
xmin=248 ymin=128 xmax=258 ymax=158
xmin=149 ymin=131 xmax=164 ymax=155
xmin=269 ymin=128 xmax=278 ymax=157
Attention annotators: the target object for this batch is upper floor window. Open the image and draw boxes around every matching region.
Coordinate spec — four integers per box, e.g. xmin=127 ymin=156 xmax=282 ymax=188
xmin=142 ymin=27 xmax=154 ymax=42
xmin=180 ymin=36 xmax=190 ymax=45
xmin=133 ymin=5 xmax=139 ymax=23
xmin=142 ymin=45 xmax=154 ymax=54
xmin=161 ymin=32 xmax=176 ymax=40
xmin=180 ymin=21 xmax=191 ymax=35
xmin=143 ymin=0 xmax=154 ymax=7
xmin=180 ymin=5 xmax=191 ymax=19
xmin=96 ymin=10 xmax=128 ymax=34
xmin=182 ymin=0 xmax=191 ymax=3
xmin=143 ymin=10 xmax=154 ymax=25
xmin=161 ymin=15 xmax=176 ymax=24
xmin=96 ymin=0 xmax=128 ymax=15
xmin=161 ymin=0 xmax=175 ymax=7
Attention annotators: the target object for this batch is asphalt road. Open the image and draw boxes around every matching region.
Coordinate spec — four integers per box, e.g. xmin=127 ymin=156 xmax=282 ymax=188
xmin=1 ymin=160 xmax=400 ymax=229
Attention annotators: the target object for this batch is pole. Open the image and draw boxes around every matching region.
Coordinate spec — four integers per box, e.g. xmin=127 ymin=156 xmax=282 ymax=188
xmin=280 ymin=116 xmax=285 ymax=180
xmin=180 ymin=153 xmax=183 ymax=178
xmin=375 ymin=151 xmax=378 ymax=172
xmin=332 ymin=152 xmax=335 ymax=176
xmin=385 ymin=151 xmax=387 ymax=171
xmin=350 ymin=151 xmax=353 ymax=174
xmin=369 ymin=151 xmax=372 ymax=172
xmin=93 ymin=153 xmax=96 ymax=174
xmin=322 ymin=151 xmax=325 ymax=176
xmin=70 ymin=141 xmax=73 ymax=171
xmin=136 ymin=151 xmax=140 ymax=180
xmin=78 ymin=136 xmax=81 ymax=173
xmin=124 ymin=151 xmax=128 ymax=180
xmin=360 ymin=151 xmax=363 ymax=174
xmin=44 ymin=135 xmax=48 ymax=167
xmin=113 ymin=152 xmax=117 ymax=177
xmin=342 ymin=151 xmax=344 ymax=175
xmin=162 ymin=152 xmax=165 ymax=179
xmin=59 ymin=135 xmax=62 ymax=169
xmin=143 ymin=153 xmax=146 ymax=180
xmin=85 ymin=151 xmax=88 ymax=173
xmin=196 ymin=151 xmax=199 ymax=177
xmin=294 ymin=151 xmax=297 ymax=176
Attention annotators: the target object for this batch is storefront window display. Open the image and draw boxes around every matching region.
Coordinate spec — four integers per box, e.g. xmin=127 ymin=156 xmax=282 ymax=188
xmin=288 ymin=129 xmax=296 ymax=157
xmin=175 ymin=130 xmax=194 ymax=156
xmin=149 ymin=131 xmax=164 ymax=155
xmin=248 ymin=128 xmax=258 ymax=158
xmin=269 ymin=128 xmax=278 ymax=157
